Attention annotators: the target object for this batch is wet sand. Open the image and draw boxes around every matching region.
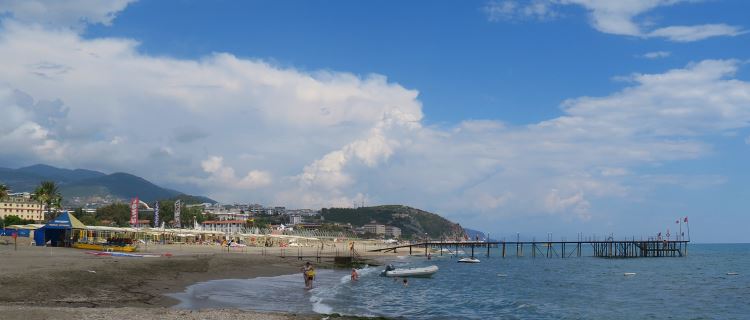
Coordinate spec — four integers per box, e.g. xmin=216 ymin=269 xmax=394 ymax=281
xmin=0 ymin=239 xmax=397 ymax=319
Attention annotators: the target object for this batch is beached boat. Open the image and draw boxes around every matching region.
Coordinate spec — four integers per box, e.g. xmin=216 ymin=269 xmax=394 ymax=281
xmin=73 ymin=242 xmax=137 ymax=252
xmin=458 ymin=257 xmax=481 ymax=263
xmin=381 ymin=265 xmax=439 ymax=277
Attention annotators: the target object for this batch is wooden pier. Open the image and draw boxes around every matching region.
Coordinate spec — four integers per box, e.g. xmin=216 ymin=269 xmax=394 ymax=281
xmin=369 ymin=240 xmax=689 ymax=258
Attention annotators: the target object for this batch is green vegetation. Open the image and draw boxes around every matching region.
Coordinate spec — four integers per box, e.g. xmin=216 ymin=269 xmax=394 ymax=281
xmin=0 ymin=215 xmax=36 ymax=226
xmin=0 ymin=184 xmax=8 ymax=199
xmin=32 ymin=181 xmax=62 ymax=221
xmin=321 ymin=205 xmax=464 ymax=239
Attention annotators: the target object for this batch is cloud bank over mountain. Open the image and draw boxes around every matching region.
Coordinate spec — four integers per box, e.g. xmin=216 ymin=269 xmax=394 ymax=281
xmin=1 ymin=1 xmax=748 ymax=231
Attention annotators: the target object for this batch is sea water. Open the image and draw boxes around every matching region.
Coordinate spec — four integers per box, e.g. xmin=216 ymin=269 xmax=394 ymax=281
xmin=170 ymin=244 xmax=750 ymax=319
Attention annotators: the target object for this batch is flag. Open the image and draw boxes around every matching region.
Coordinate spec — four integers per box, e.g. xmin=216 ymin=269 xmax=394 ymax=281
xmin=684 ymin=216 xmax=688 ymax=223
xmin=676 ymin=220 xmax=679 ymax=224
xmin=658 ymin=232 xmax=661 ymax=237
xmin=174 ymin=199 xmax=181 ymax=228
xmin=154 ymin=201 xmax=160 ymax=227
xmin=130 ymin=197 xmax=139 ymax=226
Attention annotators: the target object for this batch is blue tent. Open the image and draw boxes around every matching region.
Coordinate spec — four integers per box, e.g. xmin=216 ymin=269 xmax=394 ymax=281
xmin=44 ymin=211 xmax=85 ymax=247
xmin=34 ymin=226 xmax=46 ymax=246
xmin=45 ymin=211 xmax=85 ymax=229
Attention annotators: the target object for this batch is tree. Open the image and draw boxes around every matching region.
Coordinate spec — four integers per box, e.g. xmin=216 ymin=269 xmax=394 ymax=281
xmin=0 ymin=184 xmax=8 ymax=200
xmin=3 ymin=215 xmax=35 ymax=226
xmin=32 ymin=181 xmax=62 ymax=221
xmin=75 ymin=208 xmax=97 ymax=226
xmin=95 ymin=203 xmax=130 ymax=227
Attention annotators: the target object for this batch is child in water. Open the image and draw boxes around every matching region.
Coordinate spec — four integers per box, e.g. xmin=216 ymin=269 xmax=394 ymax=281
xmin=351 ymin=268 xmax=359 ymax=281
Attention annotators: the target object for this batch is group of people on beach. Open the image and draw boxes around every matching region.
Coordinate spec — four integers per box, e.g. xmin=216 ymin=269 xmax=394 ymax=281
xmin=301 ymin=262 xmax=408 ymax=288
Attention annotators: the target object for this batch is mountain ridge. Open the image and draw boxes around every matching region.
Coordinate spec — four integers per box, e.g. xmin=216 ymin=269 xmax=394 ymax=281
xmin=0 ymin=164 xmax=215 ymax=204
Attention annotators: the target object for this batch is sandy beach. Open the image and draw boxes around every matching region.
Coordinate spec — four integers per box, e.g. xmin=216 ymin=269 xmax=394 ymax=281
xmin=0 ymin=239 xmax=397 ymax=319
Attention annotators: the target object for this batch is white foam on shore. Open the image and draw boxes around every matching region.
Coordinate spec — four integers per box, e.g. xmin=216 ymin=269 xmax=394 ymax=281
xmin=311 ymin=294 xmax=333 ymax=314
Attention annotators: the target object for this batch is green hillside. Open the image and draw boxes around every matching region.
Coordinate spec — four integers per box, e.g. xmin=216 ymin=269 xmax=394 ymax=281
xmin=320 ymin=205 xmax=464 ymax=239
xmin=0 ymin=164 xmax=216 ymax=204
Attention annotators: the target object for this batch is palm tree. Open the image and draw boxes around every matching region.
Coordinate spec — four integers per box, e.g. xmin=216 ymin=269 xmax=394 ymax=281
xmin=0 ymin=184 xmax=8 ymax=200
xmin=33 ymin=181 xmax=62 ymax=221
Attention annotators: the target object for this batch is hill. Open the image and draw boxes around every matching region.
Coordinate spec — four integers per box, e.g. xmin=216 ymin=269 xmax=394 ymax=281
xmin=320 ymin=205 xmax=464 ymax=239
xmin=0 ymin=164 xmax=215 ymax=204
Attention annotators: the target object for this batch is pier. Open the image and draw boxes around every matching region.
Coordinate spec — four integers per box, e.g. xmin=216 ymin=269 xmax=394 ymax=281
xmin=369 ymin=239 xmax=689 ymax=258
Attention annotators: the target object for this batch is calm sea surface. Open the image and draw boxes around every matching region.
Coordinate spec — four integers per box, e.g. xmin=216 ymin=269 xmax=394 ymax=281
xmin=170 ymin=244 xmax=750 ymax=319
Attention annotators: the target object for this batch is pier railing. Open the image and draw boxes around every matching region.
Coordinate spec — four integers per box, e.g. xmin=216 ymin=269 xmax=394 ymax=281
xmin=369 ymin=240 xmax=690 ymax=258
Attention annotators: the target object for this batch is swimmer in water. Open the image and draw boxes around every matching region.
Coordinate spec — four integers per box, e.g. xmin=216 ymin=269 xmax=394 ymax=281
xmin=403 ymin=278 xmax=408 ymax=287
xmin=351 ymin=268 xmax=359 ymax=281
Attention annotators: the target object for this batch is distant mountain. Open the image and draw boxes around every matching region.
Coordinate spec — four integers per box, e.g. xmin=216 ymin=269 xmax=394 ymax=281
xmin=16 ymin=164 xmax=106 ymax=182
xmin=321 ymin=205 xmax=464 ymax=239
xmin=0 ymin=164 xmax=215 ymax=204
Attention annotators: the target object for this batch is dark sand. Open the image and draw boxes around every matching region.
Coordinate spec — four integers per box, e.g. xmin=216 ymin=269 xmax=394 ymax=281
xmin=0 ymin=243 xmax=331 ymax=319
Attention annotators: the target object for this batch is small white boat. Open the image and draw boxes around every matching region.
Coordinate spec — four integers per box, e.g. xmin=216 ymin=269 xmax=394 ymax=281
xmin=458 ymin=257 xmax=481 ymax=263
xmin=381 ymin=265 xmax=439 ymax=277
xmin=624 ymin=272 xmax=637 ymax=276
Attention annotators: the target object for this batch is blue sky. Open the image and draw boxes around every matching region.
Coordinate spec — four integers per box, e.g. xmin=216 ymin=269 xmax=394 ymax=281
xmin=1 ymin=0 xmax=749 ymax=242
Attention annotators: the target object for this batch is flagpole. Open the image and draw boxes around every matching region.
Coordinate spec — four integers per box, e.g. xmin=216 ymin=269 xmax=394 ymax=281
xmin=679 ymin=219 xmax=682 ymax=241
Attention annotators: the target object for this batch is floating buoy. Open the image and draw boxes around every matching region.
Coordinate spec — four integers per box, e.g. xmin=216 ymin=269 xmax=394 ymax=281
xmin=624 ymin=272 xmax=636 ymax=276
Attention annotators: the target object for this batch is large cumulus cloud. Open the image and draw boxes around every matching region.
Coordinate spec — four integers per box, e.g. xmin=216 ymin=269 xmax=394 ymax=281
xmin=1 ymin=1 xmax=749 ymax=232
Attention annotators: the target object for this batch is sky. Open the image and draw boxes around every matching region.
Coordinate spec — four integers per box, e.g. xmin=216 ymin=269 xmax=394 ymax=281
xmin=0 ymin=0 xmax=748 ymax=242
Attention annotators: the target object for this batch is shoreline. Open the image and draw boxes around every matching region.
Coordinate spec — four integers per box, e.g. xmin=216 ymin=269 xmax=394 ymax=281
xmin=0 ymin=242 xmax=398 ymax=319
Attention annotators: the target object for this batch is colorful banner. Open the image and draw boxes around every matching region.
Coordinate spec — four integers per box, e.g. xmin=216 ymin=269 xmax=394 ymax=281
xmin=154 ymin=201 xmax=160 ymax=227
xmin=130 ymin=197 xmax=139 ymax=226
xmin=174 ymin=199 xmax=181 ymax=228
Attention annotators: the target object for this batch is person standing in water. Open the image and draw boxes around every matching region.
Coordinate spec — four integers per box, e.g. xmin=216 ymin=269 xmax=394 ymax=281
xmin=301 ymin=262 xmax=315 ymax=289
xmin=351 ymin=268 xmax=359 ymax=281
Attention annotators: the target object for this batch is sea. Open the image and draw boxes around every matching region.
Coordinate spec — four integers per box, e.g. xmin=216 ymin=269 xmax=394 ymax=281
xmin=169 ymin=244 xmax=750 ymax=319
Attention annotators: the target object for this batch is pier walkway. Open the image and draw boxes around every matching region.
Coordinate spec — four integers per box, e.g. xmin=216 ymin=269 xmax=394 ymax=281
xmin=368 ymin=240 xmax=690 ymax=258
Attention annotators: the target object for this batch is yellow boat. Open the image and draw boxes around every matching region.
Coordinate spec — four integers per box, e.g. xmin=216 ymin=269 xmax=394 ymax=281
xmin=73 ymin=242 xmax=137 ymax=252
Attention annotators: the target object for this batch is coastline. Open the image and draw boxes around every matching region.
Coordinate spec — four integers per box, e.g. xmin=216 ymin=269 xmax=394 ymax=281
xmin=0 ymin=242 xmax=397 ymax=319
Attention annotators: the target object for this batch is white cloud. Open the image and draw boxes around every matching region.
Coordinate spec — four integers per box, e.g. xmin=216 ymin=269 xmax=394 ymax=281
xmin=0 ymin=0 xmax=137 ymax=30
xmin=200 ymin=156 xmax=272 ymax=190
xmin=483 ymin=0 xmax=559 ymax=22
xmin=641 ymin=51 xmax=671 ymax=59
xmin=485 ymin=0 xmax=746 ymax=42
xmin=647 ymin=24 xmax=746 ymax=42
xmin=1 ymin=9 xmax=749 ymax=222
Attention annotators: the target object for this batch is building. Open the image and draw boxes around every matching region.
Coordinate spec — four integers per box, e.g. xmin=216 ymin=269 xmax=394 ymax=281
xmin=363 ymin=223 xmax=386 ymax=235
xmin=1 ymin=195 xmax=44 ymax=221
xmin=213 ymin=211 xmax=250 ymax=221
xmin=289 ymin=214 xmax=302 ymax=225
xmin=385 ymin=225 xmax=401 ymax=238
xmin=200 ymin=220 xmax=246 ymax=234
xmin=135 ymin=219 xmax=152 ymax=228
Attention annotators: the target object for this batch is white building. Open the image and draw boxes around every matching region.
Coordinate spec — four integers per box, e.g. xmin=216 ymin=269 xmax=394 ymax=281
xmin=289 ymin=214 xmax=302 ymax=225
xmin=200 ymin=220 xmax=246 ymax=234
xmin=213 ymin=211 xmax=249 ymax=221
xmin=385 ymin=226 xmax=402 ymax=238
xmin=363 ymin=223 xmax=386 ymax=235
